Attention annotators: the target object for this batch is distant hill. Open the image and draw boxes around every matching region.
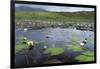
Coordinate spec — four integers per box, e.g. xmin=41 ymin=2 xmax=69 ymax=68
xmin=15 ymin=6 xmax=47 ymax=12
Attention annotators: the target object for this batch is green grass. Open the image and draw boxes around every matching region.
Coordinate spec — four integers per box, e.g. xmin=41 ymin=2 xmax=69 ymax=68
xmin=15 ymin=11 xmax=94 ymax=22
xmin=15 ymin=11 xmax=94 ymax=28
xmin=65 ymin=45 xmax=83 ymax=52
xmin=44 ymin=48 xmax=64 ymax=56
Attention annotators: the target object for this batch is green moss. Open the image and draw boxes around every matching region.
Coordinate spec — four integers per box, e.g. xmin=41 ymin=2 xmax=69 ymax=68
xmin=75 ymin=55 xmax=94 ymax=62
xmin=44 ymin=48 xmax=64 ymax=56
xmin=65 ymin=45 xmax=83 ymax=52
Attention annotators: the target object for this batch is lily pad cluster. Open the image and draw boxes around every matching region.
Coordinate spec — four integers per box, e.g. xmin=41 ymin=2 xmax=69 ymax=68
xmin=15 ymin=37 xmax=32 ymax=54
xmin=44 ymin=48 xmax=64 ymax=56
xmin=75 ymin=51 xmax=94 ymax=62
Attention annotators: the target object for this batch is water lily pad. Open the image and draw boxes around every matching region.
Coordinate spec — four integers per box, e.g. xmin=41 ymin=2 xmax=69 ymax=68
xmin=15 ymin=43 xmax=28 ymax=54
xmin=44 ymin=48 xmax=64 ymax=56
xmin=71 ymin=32 xmax=77 ymax=36
xmin=70 ymin=37 xmax=80 ymax=45
xmin=75 ymin=55 xmax=94 ymax=62
xmin=82 ymin=51 xmax=94 ymax=57
xmin=65 ymin=45 xmax=83 ymax=52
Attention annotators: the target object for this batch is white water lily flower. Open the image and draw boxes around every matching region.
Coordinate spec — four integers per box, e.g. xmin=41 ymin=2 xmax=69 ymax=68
xmin=27 ymin=41 xmax=34 ymax=46
xmin=80 ymin=42 xmax=84 ymax=46
xmin=24 ymin=28 xmax=28 ymax=31
xmin=44 ymin=45 xmax=47 ymax=48
xmin=84 ymin=39 xmax=87 ymax=42
xmin=23 ymin=37 xmax=27 ymax=40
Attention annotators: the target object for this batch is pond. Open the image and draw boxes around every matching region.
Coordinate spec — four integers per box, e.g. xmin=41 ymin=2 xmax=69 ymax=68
xmin=15 ymin=27 xmax=94 ymax=67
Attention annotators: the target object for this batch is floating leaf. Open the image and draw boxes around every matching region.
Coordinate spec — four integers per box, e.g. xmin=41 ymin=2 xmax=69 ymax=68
xmin=75 ymin=51 xmax=94 ymax=62
xmin=82 ymin=51 xmax=94 ymax=57
xmin=75 ymin=55 xmax=94 ymax=62
xmin=70 ymin=37 xmax=80 ymax=45
xmin=44 ymin=48 xmax=64 ymax=56
xmin=15 ymin=44 xmax=28 ymax=54
xmin=65 ymin=45 xmax=83 ymax=52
